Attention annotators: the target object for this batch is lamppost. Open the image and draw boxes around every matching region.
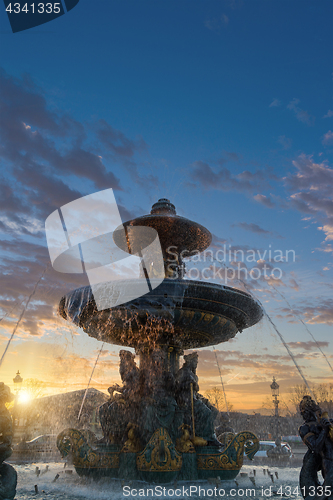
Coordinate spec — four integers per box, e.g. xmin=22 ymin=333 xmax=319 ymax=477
xmin=13 ymin=370 xmax=23 ymax=394
xmin=270 ymin=376 xmax=280 ymax=441
xmin=12 ymin=370 xmax=23 ymax=435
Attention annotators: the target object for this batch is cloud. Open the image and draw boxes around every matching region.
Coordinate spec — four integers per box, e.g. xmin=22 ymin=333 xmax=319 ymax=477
xmin=0 ymin=69 xmax=157 ymax=341
xmin=232 ymin=222 xmax=283 ymax=239
xmin=318 ymin=224 xmax=333 ymax=241
xmin=289 ymin=278 xmax=299 ymax=292
xmin=195 ymin=349 xmax=304 ymax=381
xmin=0 ymin=340 xmax=120 ymax=391
xmin=233 ymin=222 xmax=270 ymax=235
xmin=0 ymin=67 xmax=156 ymax=231
xmin=324 ymin=110 xmax=333 ymax=118
xmin=0 ymin=68 xmax=74 ymax=140
xmin=0 ymin=178 xmax=31 ymax=217
xmin=269 ymin=98 xmax=281 ymax=108
xmin=287 ymin=98 xmax=314 ymax=126
xmin=316 ymin=244 xmax=333 ymax=253
xmin=190 ymin=161 xmax=274 ymax=193
xmin=291 ymin=192 xmax=333 ymax=217
xmin=287 ymin=341 xmax=329 ymax=351
xmin=253 ymin=194 xmax=275 ymax=208
xmin=96 ymin=119 xmax=147 ymax=158
xmin=322 ymin=130 xmax=333 ymax=146
xmin=54 ymin=148 xmax=123 ymax=191
xmin=297 ymin=300 xmax=333 ymax=325
xmin=284 ymin=156 xmax=333 ymax=227
xmin=0 ymin=236 xmax=92 ymax=339
xmin=12 ymin=162 xmax=83 ymax=218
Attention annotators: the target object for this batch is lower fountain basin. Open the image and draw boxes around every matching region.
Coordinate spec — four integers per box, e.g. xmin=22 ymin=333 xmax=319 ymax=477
xmin=59 ymin=279 xmax=262 ymax=349
xmin=57 ymin=428 xmax=259 ymax=482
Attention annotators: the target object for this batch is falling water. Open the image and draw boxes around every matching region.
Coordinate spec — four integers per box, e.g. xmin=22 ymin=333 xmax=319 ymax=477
xmin=0 ymin=298 xmax=22 ymax=323
xmin=270 ymin=283 xmax=333 ymax=373
xmin=217 ymin=262 xmax=317 ymax=402
xmin=0 ymin=266 xmax=48 ymax=368
xmin=263 ymin=311 xmax=317 ymax=402
xmin=78 ymin=341 xmax=105 ymax=421
xmin=213 ymin=346 xmax=229 ymax=416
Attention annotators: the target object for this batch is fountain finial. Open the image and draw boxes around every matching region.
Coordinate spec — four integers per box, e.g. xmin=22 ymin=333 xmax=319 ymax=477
xmin=151 ymin=199 xmax=176 ymax=215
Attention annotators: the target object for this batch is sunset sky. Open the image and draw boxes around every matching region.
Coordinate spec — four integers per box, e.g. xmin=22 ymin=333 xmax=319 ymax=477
xmin=0 ymin=0 xmax=332 ymax=413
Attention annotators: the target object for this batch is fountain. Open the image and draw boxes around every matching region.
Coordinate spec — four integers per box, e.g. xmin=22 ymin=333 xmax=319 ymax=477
xmin=56 ymin=198 xmax=263 ymax=482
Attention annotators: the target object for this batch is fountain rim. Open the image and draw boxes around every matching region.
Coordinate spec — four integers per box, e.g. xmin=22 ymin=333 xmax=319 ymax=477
xmin=59 ymin=277 xmax=263 ymax=330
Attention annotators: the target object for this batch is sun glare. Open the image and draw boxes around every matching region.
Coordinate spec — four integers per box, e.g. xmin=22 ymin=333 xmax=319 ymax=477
xmin=18 ymin=391 xmax=31 ymax=404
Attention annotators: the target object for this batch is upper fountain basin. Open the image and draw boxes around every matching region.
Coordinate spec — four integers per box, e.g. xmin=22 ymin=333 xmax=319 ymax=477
xmin=58 ymin=278 xmax=263 ymax=350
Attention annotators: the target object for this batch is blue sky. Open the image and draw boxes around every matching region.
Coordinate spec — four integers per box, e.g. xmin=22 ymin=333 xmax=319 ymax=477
xmin=0 ymin=0 xmax=332 ymax=411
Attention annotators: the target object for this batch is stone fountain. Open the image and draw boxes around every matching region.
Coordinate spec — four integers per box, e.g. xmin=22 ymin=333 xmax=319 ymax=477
xmin=57 ymin=199 xmax=263 ymax=482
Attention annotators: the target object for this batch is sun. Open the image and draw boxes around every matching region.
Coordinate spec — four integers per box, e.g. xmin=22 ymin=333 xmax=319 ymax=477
xmin=18 ymin=391 xmax=31 ymax=404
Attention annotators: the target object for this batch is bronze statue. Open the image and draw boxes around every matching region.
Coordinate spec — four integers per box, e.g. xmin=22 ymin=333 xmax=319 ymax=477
xmin=0 ymin=382 xmax=17 ymax=500
xmin=119 ymin=350 xmax=140 ymax=399
xmin=99 ymin=350 xmax=140 ymax=444
xmin=175 ymin=352 xmax=220 ymax=446
xmin=299 ymin=395 xmax=333 ymax=499
xmin=0 ymin=382 xmax=14 ymax=460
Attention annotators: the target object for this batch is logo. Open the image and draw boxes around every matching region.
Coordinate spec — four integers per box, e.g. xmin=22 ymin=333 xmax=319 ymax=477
xmin=45 ymin=189 xmax=165 ymax=311
xmin=3 ymin=0 xmax=80 ymax=33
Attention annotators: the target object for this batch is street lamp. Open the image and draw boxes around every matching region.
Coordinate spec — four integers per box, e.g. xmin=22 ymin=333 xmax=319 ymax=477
xmin=13 ymin=370 xmax=23 ymax=394
xmin=12 ymin=370 xmax=23 ymax=434
xmin=270 ymin=377 xmax=280 ymax=440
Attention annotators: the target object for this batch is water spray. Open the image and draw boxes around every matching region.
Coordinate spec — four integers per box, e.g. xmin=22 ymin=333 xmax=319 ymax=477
xmin=213 ymin=346 xmax=229 ymax=416
xmin=219 ymin=262 xmax=317 ymax=402
xmin=269 ymin=283 xmax=333 ymax=373
xmin=77 ymin=341 xmax=105 ymax=421
xmin=0 ymin=266 xmax=48 ymax=369
xmin=0 ymin=298 xmax=22 ymax=324
xmin=264 ymin=312 xmax=317 ymax=402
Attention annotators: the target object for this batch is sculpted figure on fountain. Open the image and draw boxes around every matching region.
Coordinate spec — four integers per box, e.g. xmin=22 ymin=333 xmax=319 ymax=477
xmin=0 ymin=383 xmax=14 ymax=462
xmin=175 ymin=352 xmax=220 ymax=446
xmin=0 ymin=382 xmax=17 ymax=500
xmin=299 ymin=395 xmax=333 ymax=499
xmin=99 ymin=350 xmax=140 ymax=444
